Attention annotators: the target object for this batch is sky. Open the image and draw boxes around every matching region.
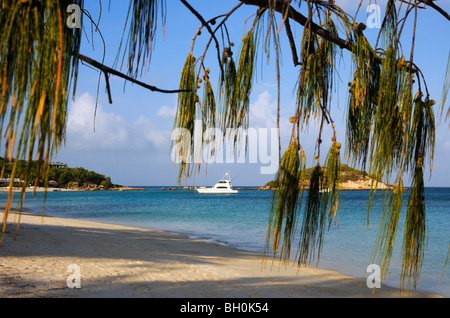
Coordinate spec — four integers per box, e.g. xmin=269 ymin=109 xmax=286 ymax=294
xmin=52 ymin=0 xmax=450 ymax=187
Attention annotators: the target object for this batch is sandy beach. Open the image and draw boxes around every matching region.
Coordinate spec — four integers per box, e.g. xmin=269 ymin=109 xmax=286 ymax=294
xmin=0 ymin=187 xmax=76 ymax=193
xmin=0 ymin=210 xmax=443 ymax=298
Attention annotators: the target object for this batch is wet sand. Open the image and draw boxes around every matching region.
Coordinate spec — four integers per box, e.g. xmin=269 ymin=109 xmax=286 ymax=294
xmin=0 ymin=210 xmax=443 ymax=298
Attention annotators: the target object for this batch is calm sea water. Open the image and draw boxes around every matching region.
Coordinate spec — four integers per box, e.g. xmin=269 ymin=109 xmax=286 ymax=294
xmin=2 ymin=187 xmax=449 ymax=297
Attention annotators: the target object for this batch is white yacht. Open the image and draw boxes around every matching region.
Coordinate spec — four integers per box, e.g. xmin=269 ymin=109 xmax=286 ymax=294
xmin=196 ymin=172 xmax=238 ymax=194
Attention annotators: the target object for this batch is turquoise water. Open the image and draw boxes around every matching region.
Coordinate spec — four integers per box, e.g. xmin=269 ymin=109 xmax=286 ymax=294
xmin=1 ymin=187 xmax=449 ymax=297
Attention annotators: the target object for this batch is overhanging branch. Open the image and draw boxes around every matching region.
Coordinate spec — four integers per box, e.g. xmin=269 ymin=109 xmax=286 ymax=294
xmin=418 ymin=0 xmax=450 ymax=21
xmin=76 ymin=53 xmax=187 ymax=98
xmin=240 ymin=0 xmax=353 ymax=51
xmin=180 ymin=0 xmax=225 ymax=79
xmin=239 ymin=0 xmax=421 ymax=74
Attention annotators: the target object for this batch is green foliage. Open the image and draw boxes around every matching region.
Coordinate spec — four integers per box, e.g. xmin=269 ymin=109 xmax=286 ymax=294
xmin=402 ymin=167 xmax=426 ymax=291
xmin=346 ymin=31 xmax=380 ymax=168
xmin=297 ymin=14 xmax=338 ymax=128
xmin=265 ymin=138 xmax=305 ymax=263
xmin=219 ymin=54 xmax=237 ymax=131
xmin=230 ymin=29 xmax=256 ymax=132
xmin=399 ymin=93 xmax=435 ymax=291
xmin=0 ymin=0 xmax=83 ymax=218
xmin=202 ymin=73 xmax=216 ymax=131
xmin=297 ymin=141 xmax=341 ymax=266
xmin=173 ymin=52 xmax=198 ymax=183
xmin=370 ymin=182 xmax=405 ymax=281
xmin=323 ymin=141 xmax=342 ymax=228
xmin=117 ymin=0 xmax=166 ymax=77
xmin=297 ymin=164 xmax=324 ymax=265
xmin=0 ymin=157 xmax=114 ymax=189
xmin=442 ymin=52 xmax=450 ymax=123
xmin=174 ymin=21 xmax=260 ymax=184
xmin=220 ymin=28 xmax=257 ymax=144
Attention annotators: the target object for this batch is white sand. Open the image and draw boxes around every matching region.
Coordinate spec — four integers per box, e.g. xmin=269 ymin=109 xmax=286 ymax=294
xmin=0 ymin=210 xmax=443 ymax=298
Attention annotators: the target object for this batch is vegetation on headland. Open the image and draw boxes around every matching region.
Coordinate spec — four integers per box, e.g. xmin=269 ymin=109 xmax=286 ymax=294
xmin=262 ymin=164 xmax=392 ymax=190
xmin=0 ymin=157 xmax=130 ymax=191
xmin=161 ymin=164 xmax=391 ymax=191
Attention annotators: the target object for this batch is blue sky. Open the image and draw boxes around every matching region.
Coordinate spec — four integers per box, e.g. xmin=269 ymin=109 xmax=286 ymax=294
xmin=53 ymin=0 xmax=450 ymax=187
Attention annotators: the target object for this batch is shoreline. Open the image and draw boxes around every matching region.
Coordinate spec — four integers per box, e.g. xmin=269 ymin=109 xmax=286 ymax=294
xmin=0 ymin=186 xmax=147 ymax=193
xmin=0 ymin=209 xmax=444 ymax=298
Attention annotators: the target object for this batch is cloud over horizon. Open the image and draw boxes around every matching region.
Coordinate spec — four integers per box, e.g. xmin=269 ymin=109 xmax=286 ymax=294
xmin=65 ymin=92 xmax=171 ymax=153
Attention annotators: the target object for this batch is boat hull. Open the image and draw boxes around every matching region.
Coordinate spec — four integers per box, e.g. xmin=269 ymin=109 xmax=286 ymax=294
xmin=196 ymin=172 xmax=238 ymax=194
xmin=196 ymin=189 xmax=238 ymax=194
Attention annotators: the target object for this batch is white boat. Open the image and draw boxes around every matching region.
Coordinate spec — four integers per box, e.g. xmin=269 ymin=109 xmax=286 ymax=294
xmin=196 ymin=172 xmax=238 ymax=194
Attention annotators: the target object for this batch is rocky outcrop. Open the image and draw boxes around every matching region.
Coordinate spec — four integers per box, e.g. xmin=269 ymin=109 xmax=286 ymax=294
xmin=339 ymin=179 xmax=391 ymax=190
xmin=48 ymin=180 xmax=59 ymax=188
xmin=67 ymin=182 xmax=79 ymax=190
xmin=63 ymin=182 xmax=145 ymax=192
xmin=260 ymin=164 xmax=393 ymax=191
xmin=83 ymin=182 xmax=98 ymax=191
xmin=110 ymin=186 xmax=147 ymax=191
xmin=162 ymin=186 xmax=198 ymax=191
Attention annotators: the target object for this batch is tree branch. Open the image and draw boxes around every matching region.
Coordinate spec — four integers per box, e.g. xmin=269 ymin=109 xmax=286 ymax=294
xmin=180 ymin=0 xmax=225 ymax=79
xmin=240 ymin=0 xmax=353 ymax=51
xmin=240 ymin=0 xmax=422 ymax=74
xmin=103 ymin=71 xmax=113 ymax=104
xmin=418 ymin=0 xmax=450 ymax=21
xmin=284 ymin=18 xmax=301 ymax=67
xmin=76 ymin=53 xmax=187 ymax=95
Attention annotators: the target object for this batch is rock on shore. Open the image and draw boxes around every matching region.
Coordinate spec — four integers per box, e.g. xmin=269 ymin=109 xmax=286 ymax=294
xmin=260 ymin=164 xmax=393 ymax=191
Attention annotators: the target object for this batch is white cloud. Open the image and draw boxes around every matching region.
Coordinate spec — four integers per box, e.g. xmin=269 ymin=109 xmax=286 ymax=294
xmin=250 ymin=91 xmax=278 ymax=129
xmin=156 ymin=105 xmax=177 ymax=119
xmin=65 ymin=92 xmax=170 ymax=153
xmin=334 ymin=0 xmax=387 ymax=11
xmin=249 ymin=91 xmax=294 ymax=142
xmin=134 ymin=115 xmax=168 ymax=149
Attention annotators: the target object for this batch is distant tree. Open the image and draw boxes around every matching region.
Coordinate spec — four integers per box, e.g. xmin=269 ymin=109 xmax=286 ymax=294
xmin=57 ymin=168 xmax=72 ymax=187
xmin=101 ymin=177 xmax=113 ymax=189
xmin=1 ymin=0 xmax=449 ymax=292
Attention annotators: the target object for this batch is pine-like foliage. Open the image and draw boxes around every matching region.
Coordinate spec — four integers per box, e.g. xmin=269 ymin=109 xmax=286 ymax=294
xmin=118 ymin=0 xmax=166 ymax=77
xmin=297 ymin=141 xmax=341 ymax=266
xmin=400 ymin=93 xmax=435 ymax=291
xmin=0 ymin=0 xmax=83 ymax=230
xmin=265 ymin=138 xmax=305 ymax=263
xmin=172 ymin=53 xmax=198 ymax=183
xmin=297 ymin=13 xmax=337 ymax=129
xmin=220 ymin=29 xmax=257 ymax=143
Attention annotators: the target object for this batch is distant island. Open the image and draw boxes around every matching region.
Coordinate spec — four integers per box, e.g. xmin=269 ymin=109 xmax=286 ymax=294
xmin=260 ymin=164 xmax=392 ymax=191
xmin=160 ymin=164 xmax=392 ymax=191
xmin=0 ymin=158 xmax=145 ymax=192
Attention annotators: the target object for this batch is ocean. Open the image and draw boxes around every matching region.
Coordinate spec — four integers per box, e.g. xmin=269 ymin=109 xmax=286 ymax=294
xmin=2 ymin=187 xmax=449 ymax=297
